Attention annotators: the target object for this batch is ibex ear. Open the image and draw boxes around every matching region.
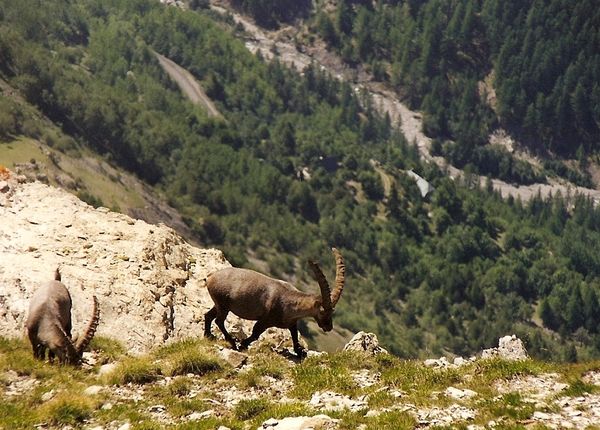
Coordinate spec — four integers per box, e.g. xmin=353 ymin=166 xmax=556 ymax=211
xmin=308 ymin=260 xmax=332 ymax=311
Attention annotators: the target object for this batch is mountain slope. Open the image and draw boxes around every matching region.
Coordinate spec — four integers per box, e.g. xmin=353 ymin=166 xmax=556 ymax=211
xmin=3 ymin=0 xmax=600 ymax=361
xmin=207 ymin=2 xmax=600 ymax=205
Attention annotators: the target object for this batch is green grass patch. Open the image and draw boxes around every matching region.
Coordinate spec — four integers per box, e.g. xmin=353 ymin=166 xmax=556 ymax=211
xmin=555 ymin=360 xmax=600 ymax=384
xmin=380 ymin=359 xmax=461 ymax=404
xmin=465 ymin=358 xmax=553 ymax=397
xmin=0 ymin=137 xmax=49 ymax=166
xmin=168 ymin=376 xmax=194 ymax=397
xmin=0 ymin=136 xmax=144 ymax=213
xmin=0 ymin=401 xmax=39 ymax=429
xmin=291 ymin=353 xmax=359 ymax=399
xmin=90 ymin=336 xmax=127 ymax=362
xmin=241 ymin=400 xmax=315 ymax=428
xmin=167 ymin=398 xmax=214 ymax=418
xmin=366 ymin=389 xmax=397 ymax=409
xmin=476 ymin=392 xmax=536 ymax=422
xmin=94 ymin=402 xmax=155 ymax=428
xmin=0 ymin=337 xmax=92 ymax=385
xmin=173 ymin=417 xmax=242 ymax=430
xmin=560 ymin=379 xmax=597 ymax=397
xmin=364 ymin=410 xmax=417 ymax=430
xmin=166 ymin=349 xmax=222 ymax=376
xmin=234 ymin=397 xmax=271 ymax=420
xmin=0 ymin=337 xmax=43 ymax=376
xmin=470 ymin=358 xmax=551 ymax=381
xmin=104 ymin=356 xmax=162 ymax=385
xmin=238 ymin=352 xmax=290 ymax=388
xmin=156 ymin=338 xmax=224 ymax=377
xmin=37 ymin=392 xmax=95 ymax=426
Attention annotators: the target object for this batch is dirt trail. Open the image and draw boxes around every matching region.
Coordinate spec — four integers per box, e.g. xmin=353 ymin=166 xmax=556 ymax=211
xmin=210 ymin=2 xmax=600 ymax=204
xmin=154 ymin=52 xmax=223 ymax=119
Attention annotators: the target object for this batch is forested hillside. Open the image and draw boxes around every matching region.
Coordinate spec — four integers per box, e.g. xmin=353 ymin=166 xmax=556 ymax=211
xmin=2 ymin=0 xmax=600 ymax=361
xmin=308 ymin=0 xmax=600 ymax=184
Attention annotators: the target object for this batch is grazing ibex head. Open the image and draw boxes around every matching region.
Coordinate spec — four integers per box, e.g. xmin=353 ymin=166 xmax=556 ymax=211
xmin=26 ymin=269 xmax=100 ymax=365
xmin=308 ymin=247 xmax=345 ymax=332
xmin=205 ymin=248 xmax=346 ymax=356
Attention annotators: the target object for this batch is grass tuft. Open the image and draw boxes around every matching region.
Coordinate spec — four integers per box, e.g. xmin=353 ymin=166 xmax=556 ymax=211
xmin=157 ymin=339 xmax=224 ymax=377
xmin=168 ymin=376 xmax=193 ymax=397
xmin=105 ymin=356 xmax=162 ymax=385
xmin=238 ymin=353 xmax=290 ymax=388
xmin=234 ymin=397 xmax=271 ymax=420
xmin=90 ymin=336 xmax=126 ymax=362
xmin=37 ymin=393 xmax=94 ymax=426
xmin=475 ymin=392 xmax=536 ymax=424
xmin=292 ymin=352 xmax=361 ymax=399
xmin=167 ymin=349 xmax=223 ymax=376
xmin=0 ymin=402 xmax=38 ymax=429
xmin=380 ymin=359 xmax=461 ymax=404
xmin=560 ymin=379 xmax=597 ymax=397
xmin=364 ymin=410 xmax=417 ymax=430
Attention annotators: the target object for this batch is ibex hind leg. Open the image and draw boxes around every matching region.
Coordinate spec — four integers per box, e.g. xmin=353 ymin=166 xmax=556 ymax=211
xmin=214 ymin=311 xmax=237 ymax=350
xmin=204 ymin=307 xmax=217 ymax=339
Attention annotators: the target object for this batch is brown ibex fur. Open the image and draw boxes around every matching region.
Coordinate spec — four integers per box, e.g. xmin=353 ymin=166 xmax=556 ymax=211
xmin=25 ymin=268 xmax=100 ymax=365
xmin=205 ymin=248 xmax=345 ymax=356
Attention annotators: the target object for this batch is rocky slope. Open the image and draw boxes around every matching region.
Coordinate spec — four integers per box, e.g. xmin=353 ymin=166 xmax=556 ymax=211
xmin=0 ymin=170 xmax=246 ymax=353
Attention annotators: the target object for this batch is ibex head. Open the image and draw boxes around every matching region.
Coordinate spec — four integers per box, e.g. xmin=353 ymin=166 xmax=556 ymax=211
xmin=309 ymin=248 xmax=345 ymax=332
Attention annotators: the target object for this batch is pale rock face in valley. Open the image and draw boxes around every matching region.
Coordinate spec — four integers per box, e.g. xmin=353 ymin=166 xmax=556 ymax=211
xmin=0 ymin=174 xmax=253 ymax=353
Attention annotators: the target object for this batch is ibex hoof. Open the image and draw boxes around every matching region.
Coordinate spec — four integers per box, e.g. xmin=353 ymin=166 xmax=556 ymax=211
xmin=239 ymin=341 xmax=250 ymax=351
xmin=295 ymin=349 xmax=307 ymax=358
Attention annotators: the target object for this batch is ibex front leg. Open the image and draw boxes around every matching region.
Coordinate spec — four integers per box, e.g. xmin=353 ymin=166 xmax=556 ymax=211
xmin=289 ymin=324 xmax=305 ymax=357
xmin=240 ymin=320 xmax=268 ymax=350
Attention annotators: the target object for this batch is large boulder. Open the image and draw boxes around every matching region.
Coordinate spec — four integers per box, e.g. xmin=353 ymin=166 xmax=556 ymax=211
xmin=481 ymin=335 xmax=529 ymax=361
xmin=343 ymin=331 xmax=388 ymax=355
xmin=0 ymin=177 xmax=251 ymax=353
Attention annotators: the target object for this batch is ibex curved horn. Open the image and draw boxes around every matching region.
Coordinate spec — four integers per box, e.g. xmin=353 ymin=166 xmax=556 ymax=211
xmin=75 ymin=296 xmax=100 ymax=354
xmin=308 ymin=260 xmax=332 ymax=311
xmin=330 ymin=248 xmax=345 ymax=307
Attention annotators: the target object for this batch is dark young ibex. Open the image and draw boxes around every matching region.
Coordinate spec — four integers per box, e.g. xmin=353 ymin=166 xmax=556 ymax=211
xmin=204 ymin=248 xmax=345 ymax=356
xmin=25 ymin=268 xmax=100 ymax=365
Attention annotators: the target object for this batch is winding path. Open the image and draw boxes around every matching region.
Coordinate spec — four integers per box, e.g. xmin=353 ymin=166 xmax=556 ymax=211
xmin=154 ymin=52 xmax=223 ymax=119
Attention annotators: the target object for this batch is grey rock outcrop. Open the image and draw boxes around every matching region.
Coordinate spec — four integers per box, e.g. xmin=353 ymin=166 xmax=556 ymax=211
xmin=343 ymin=331 xmax=387 ymax=355
xmin=0 ymin=177 xmax=253 ymax=353
xmin=260 ymin=415 xmax=338 ymax=430
xmin=481 ymin=335 xmax=528 ymax=361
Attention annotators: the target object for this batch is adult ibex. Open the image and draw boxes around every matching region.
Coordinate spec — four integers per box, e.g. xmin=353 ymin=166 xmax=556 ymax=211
xmin=204 ymin=248 xmax=345 ymax=356
xmin=25 ymin=268 xmax=100 ymax=365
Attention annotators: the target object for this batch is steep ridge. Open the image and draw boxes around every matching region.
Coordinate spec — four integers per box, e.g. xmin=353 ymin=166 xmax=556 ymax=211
xmin=209 ymin=1 xmax=600 ymax=205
